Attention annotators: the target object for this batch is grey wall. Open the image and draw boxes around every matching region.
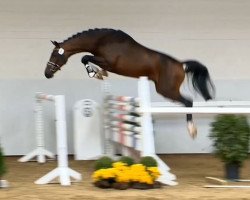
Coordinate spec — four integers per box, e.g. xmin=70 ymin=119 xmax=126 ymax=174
xmin=1 ymin=0 xmax=250 ymax=155
xmin=1 ymin=0 xmax=250 ymax=80
xmin=1 ymin=79 xmax=250 ymax=155
xmin=0 ymin=79 xmax=103 ymax=155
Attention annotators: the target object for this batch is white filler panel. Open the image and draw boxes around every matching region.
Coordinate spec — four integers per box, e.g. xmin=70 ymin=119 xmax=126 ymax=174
xmin=73 ymin=99 xmax=102 ymax=160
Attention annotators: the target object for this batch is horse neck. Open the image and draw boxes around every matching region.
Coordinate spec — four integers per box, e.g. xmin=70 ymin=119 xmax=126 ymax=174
xmin=61 ymin=36 xmax=97 ymax=56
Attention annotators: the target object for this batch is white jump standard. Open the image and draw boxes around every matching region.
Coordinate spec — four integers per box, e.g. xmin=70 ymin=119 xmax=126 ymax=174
xmin=138 ymin=76 xmax=250 ymax=188
xmin=104 ymin=78 xmax=178 ymax=186
xmin=34 ymin=93 xmax=81 ymax=186
xmin=138 ymin=77 xmax=177 ymax=186
xmin=115 ymin=76 xmax=250 ymax=186
xmin=18 ymin=96 xmax=55 ymax=163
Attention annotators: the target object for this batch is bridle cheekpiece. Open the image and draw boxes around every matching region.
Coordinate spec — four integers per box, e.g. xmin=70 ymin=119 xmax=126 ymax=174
xmin=47 ymin=47 xmax=66 ymax=72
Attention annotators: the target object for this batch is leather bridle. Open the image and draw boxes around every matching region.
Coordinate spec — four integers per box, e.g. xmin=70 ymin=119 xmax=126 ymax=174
xmin=47 ymin=48 xmax=67 ymax=73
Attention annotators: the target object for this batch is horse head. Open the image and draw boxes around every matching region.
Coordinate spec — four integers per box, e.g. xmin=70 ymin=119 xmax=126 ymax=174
xmin=45 ymin=41 xmax=69 ymax=78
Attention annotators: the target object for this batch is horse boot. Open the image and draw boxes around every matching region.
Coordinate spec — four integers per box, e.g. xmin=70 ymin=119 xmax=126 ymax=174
xmin=85 ymin=63 xmax=97 ymax=78
xmin=187 ymin=121 xmax=197 ymax=139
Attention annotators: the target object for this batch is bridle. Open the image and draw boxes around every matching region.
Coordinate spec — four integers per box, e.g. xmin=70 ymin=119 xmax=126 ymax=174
xmin=47 ymin=47 xmax=67 ymax=73
xmin=47 ymin=61 xmax=62 ymax=72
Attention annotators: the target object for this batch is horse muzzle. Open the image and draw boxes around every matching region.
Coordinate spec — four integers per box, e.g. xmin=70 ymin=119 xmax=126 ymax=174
xmin=45 ymin=61 xmax=61 ymax=78
xmin=45 ymin=71 xmax=54 ymax=79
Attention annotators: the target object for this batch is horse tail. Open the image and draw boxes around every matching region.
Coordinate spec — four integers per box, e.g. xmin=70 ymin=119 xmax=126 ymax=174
xmin=183 ymin=60 xmax=215 ymax=100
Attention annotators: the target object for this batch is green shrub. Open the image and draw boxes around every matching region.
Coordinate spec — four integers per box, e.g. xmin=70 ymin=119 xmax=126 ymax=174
xmin=139 ymin=156 xmax=158 ymax=167
xmin=210 ymin=114 xmax=250 ymax=166
xmin=119 ymin=156 xmax=135 ymax=166
xmin=0 ymin=147 xmax=7 ymax=179
xmin=94 ymin=156 xmax=114 ymax=170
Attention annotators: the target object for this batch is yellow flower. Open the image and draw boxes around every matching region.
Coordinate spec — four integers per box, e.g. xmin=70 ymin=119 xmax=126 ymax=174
xmin=113 ymin=162 xmax=129 ymax=171
xmin=92 ymin=168 xmax=116 ymax=182
xmin=147 ymin=167 xmax=161 ymax=180
xmin=130 ymin=164 xmax=146 ymax=172
xmin=115 ymin=170 xmax=130 ymax=183
xmin=113 ymin=162 xmax=131 ymax=183
xmin=113 ymin=161 xmax=127 ymax=168
xmin=141 ymin=175 xmax=153 ymax=184
xmin=92 ymin=162 xmax=161 ymax=185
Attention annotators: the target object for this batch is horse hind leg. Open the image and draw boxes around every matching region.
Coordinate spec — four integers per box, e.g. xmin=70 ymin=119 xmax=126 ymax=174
xmin=178 ymin=95 xmax=197 ymax=139
xmin=155 ymin=81 xmax=197 ymax=139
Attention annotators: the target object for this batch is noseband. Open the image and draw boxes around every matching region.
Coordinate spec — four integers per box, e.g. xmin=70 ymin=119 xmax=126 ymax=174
xmin=47 ymin=61 xmax=61 ymax=72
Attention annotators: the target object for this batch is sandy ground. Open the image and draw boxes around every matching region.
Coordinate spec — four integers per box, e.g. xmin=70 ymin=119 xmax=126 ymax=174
xmin=1 ymin=155 xmax=250 ymax=200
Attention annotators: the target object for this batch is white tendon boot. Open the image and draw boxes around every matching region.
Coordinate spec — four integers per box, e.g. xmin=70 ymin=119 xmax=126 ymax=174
xmin=187 ymin=121 xmax=197 ymax=139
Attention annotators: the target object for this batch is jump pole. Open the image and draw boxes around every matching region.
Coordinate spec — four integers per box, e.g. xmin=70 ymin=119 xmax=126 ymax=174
xmin=138 ymin=77 xmax=177 ymax=186
xmin=34 ymin=93 xmax=81 ymax=186
xmin=141 ymin=107 xmax=250 ymax=114
xmin=18 ymin=95 xmax=55 ymax=163
xmin=138 ymin=77 xmax=250 ymax=187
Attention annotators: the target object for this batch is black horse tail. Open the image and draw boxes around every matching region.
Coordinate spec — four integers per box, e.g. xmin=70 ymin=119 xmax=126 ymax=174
xmin=183 ymin=60 xmax=215 ymax=100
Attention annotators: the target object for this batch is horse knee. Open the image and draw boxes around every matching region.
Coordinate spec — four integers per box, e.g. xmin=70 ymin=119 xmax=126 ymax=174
xmin=81 ymin=56 xmax=88 ymax=65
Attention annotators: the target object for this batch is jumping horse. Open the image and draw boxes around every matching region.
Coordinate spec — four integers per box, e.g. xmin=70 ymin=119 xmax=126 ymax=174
xmin=45 ymin=28 xmax=215 ymax=138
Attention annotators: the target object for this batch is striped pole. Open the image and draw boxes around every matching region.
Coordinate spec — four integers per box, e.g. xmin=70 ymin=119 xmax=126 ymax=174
xmin=18 ymin=94 xmax=55 ymax=163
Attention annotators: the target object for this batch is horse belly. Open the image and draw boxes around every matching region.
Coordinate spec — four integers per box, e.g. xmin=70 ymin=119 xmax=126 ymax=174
xmin=99 ymin=43 xmax=157 ymax=79
xmin=114 ymin=56 xmax=155 ymax=79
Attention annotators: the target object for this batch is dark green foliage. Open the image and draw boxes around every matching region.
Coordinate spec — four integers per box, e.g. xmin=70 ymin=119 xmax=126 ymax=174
xmin=0 ymin=147 xmax=7 ymax=178
xmin=94 ymin=156 xmax=114 ymax=170
xmin=210 ymin=115 xmax=250 ymax=166
xmin=139 ymin=156 xmax=158 ymax=167
xmin=119 ymin=156 xmax=135 ymax=166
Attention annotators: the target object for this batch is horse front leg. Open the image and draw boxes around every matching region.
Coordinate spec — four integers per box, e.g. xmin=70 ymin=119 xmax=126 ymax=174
xmin=81 ymin=55 xmax=97 ymax=78
xmin=95 ymin=69 xmax=108 ymax=80
xmin=81 ymin=55 xmax=108 ymax=80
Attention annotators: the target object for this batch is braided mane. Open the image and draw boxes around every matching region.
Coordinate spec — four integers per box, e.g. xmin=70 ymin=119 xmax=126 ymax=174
xmin=62 ymin=28 xmax=115 ymax=43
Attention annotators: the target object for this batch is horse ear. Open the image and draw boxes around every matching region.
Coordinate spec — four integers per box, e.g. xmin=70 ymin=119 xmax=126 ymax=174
xmin=51 ymin=40 xmax=60 ymax=48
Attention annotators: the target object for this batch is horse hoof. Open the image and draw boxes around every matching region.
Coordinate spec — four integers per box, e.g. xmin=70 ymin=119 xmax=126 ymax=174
xmin=94 ymin=73 xmax=103 ymax=80
xmin=187 ymin=122 xmax=197 ymax=139
xmin=101 ymin=70 xmax=108 ymax=77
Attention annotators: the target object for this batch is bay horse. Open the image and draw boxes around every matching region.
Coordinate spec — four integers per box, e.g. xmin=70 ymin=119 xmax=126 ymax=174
xmin=45 ymin=28 xmax=215 ymax=138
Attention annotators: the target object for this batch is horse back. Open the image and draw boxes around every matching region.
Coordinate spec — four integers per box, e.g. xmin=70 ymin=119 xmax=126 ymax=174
xmin=93 ymin=29 xmax=183 ymax=81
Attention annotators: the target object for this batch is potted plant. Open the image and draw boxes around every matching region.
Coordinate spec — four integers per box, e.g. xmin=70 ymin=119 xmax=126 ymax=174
xmin=0 ymin=147 xmax=7 ymax=188
xmin=210 ymin=114 xmax=250 ymax=180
